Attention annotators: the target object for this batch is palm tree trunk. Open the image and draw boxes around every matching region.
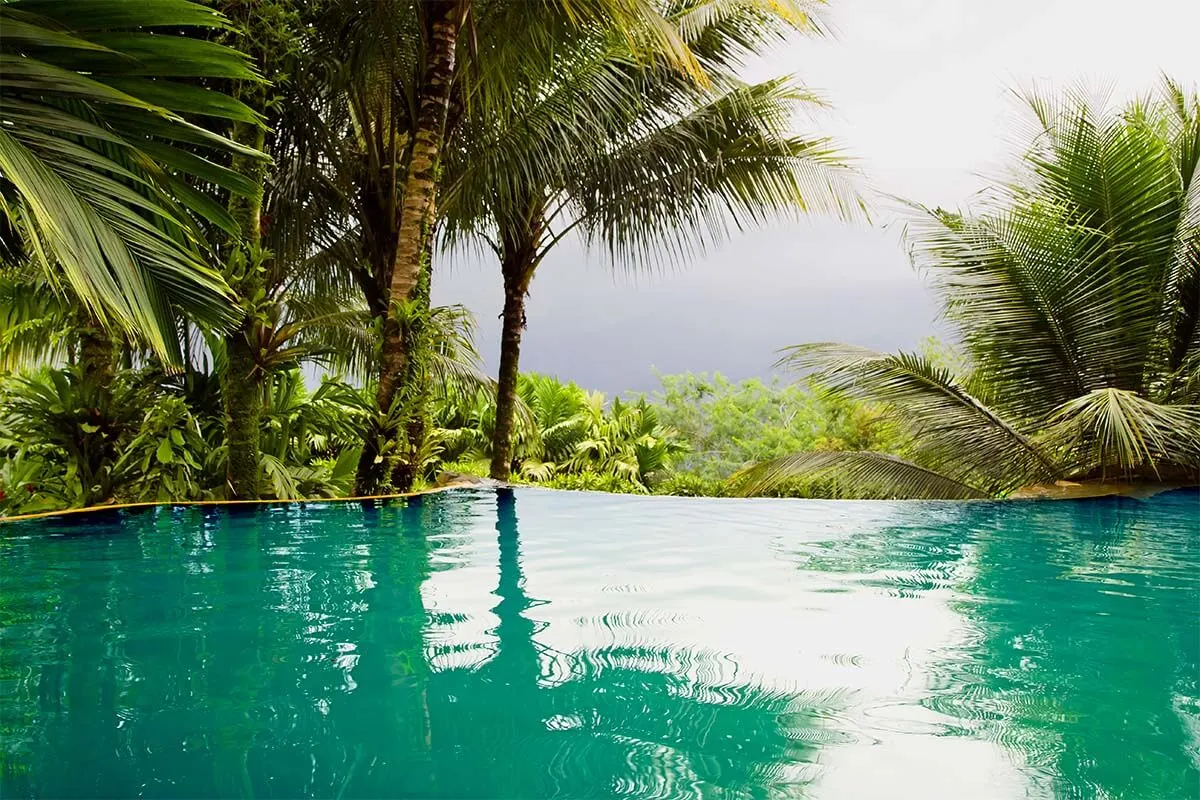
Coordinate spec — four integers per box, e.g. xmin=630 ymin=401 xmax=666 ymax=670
xmin=358 ymin=0 xmax=462 ymax=494
xmin=489 ymin=198 xmax=545 ymax=481
xmin=76 ymin=311 xmax=115 ymax=387
xmin=223 ymin=120 xmax=267 ymax=500
xmin=390 ymin=255 xmax=434 ymax=492
xmin=354 ymin=425 xmax=384 ymax=497
xmin=75 ymin=310 xmax=117 ymax=507
xmin=489 ymin=268 xmax=533 ymax=481
xmin=224 ymin=330 xmax=262 ymax=499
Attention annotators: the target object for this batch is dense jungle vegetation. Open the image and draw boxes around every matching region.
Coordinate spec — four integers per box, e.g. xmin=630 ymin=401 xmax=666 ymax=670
xmin=0 ymin=0 xmax=1196 ymax=515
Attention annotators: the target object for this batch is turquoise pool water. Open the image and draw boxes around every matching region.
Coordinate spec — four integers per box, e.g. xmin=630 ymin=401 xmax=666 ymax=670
xmin=1 ymin=489 xmax=1197 ymax=799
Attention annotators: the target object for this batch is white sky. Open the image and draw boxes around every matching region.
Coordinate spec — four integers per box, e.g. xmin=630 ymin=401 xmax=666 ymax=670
xmin=775 ymin=0 xmax=1200 ymax=206
xmin=433 ymin=0 xmax=1200 ymax=394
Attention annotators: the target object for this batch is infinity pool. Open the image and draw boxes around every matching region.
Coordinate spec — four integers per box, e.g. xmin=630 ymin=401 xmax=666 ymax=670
xmin=1 ymin=489 xmax=1197 ymax=798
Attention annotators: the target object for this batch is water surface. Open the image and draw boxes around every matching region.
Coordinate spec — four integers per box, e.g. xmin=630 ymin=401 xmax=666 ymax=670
xmin=1 ymin=489 xmax=1197 ymax=798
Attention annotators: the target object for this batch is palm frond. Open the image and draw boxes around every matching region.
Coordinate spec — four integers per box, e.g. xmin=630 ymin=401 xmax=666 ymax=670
xmin=0 ymin=0 xmax=265 ymax=359
xmin=572 ymin=77 xmax=863 ymax=271
xmin=259 ymin=452 xmax=299 ymax=500
xmin=909 ymin=80 xmax=1199 ymax=415
xmin=779 ymin=342 xmax=1062 ymax=493
xmin=0 ymin=267 xmax=73 ymax=371
xmin=731 ymin=450 xmax=989 ymax=499
xmin=1040 ymin=388 xmax=1200 ymax=478
xmin=671 ymin=0 xmax=827 ymax=65
xmin=1150 ymin=78 xmax=1200 ymax=396
xmin=443 ymin=0 xmax=852 ymax=263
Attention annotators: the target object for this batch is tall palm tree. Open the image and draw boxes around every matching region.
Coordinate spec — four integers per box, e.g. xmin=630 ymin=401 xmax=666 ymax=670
xmin=207 ymin=0 xmax=313 ymax=499
xmin=738 ymin=80 xmax=1200 ymax=499
xmin=442 ymin=0 xmax=863 ymax=480
xmin=286 ymin=0 xmax=703 ymax=494
xmin=0 ymin=0 xmax=264 ymax=359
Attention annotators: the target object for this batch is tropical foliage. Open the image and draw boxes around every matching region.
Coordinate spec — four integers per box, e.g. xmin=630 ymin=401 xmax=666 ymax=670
xmin=0 ymin=0 xmax=258 ymax=357
xmin=651 ymin=372 xmax=899 ymax=479
xmin=739 ymin=81 xmax=1200 ymax=498
xmin=0 ymin=287 xmax=502 ymax=515
xmin=0 ymin=364 xmax=363 ymax=515
xmin=2 ymin=0 xmax=1192 ymax=515
xmin=428 ymin=370 xmax=902 ymax=496
xmin=0 ymin=0 xmax=741 ymax=508
xmin=0 ymin=357 xmax=898 ymax=514
xmin=436 ymin=373 xmax=688 ymax=492
xmin=279 ymin=0 xmax=707 ymax=495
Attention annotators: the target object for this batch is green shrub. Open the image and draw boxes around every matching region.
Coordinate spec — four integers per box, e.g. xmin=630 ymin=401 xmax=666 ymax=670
xmin=642 ymin=372 xmax=902 ymax=480
xmin=0 ymin=450 xmax=62 ymax=516
xmin=113 ymin=395 xmax=212 ymax=503
xmin=542 ymin=472 xmax=645 ymax=494
xmin=0 ymin=367 xmax=144 ymax=508
xmin=652 ymin=473 xmax=727 ymax=497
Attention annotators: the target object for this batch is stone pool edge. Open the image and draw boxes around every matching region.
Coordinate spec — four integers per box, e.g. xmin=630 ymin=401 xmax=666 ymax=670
xmin=5 ymin=478 xmax=1194 ymax=524
xmin=0 ymin=482 xmax=490 ymax=525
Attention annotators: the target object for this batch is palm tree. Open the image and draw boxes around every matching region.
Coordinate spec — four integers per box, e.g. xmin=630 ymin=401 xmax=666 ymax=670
xmin=738 ymin=80 xmax=1200 ymax=499
xmin=0 ymin=0 xmax=264 ymax=359
xmin=441 ymin=0 xmax=863 ymax=481
xmin=372 ymin=0 xmax=708 ymax=491
xmin=209 ymin=0 xmax=306 ymax=499
xmin=287 ymin=0 xmax=703 ymax=495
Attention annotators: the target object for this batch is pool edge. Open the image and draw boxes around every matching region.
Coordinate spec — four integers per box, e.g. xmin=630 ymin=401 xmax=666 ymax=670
xmin=0 ymin=483 xmax=477 ymax=524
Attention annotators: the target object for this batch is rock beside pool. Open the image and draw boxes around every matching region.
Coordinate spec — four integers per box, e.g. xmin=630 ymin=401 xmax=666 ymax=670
xmin=434 ymin=472 xmax=506 ymax=489
xmin=1010 ymin=479 xmax=1195 ymax=500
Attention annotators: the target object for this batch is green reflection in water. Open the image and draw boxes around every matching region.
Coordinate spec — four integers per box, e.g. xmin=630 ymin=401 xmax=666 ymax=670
xmin=927 ymin=498 xmax=1200 ymax=799
xmin=0 ymin=489 xmax=1196 ymax=799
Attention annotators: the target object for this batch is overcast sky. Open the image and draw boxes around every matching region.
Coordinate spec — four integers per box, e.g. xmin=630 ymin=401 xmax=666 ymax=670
xmin=432 ymin=0 xmax=1200 ymax=396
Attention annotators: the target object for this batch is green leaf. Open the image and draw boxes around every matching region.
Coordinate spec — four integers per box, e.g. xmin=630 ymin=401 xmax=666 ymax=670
xmin=777 ymin=343 xmax=1062 ymax=493
xmin=69 ymin=34 xmax=258 ymax=80
xmin=139 ymin=140 xmax=261 ymax=197
xmin=4 ymin=1 xmax=233 ymax=32
xmin=731 ymin=450 xmax=990 ymax=500
xmin=99 ymin=78 xmax=262 ymax=123
xmin=1 ymin=0 xmax=259 ymax=356
xmin=0 ymin=16 xmax=118 ymax=52
xmin=156 ymin=438 xmax=174 ymax=464
xmin=1040 ymin=389 xmax=1200 ymax=477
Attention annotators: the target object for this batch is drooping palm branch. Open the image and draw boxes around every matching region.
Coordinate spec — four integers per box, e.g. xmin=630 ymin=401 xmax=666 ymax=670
xmin=442 ymin=0 xmax=861 ymax=265
xmin=0 ymin=0 xmax=268 ymax=360
xmin=739 ymin=80 xmax=1200 ymax=498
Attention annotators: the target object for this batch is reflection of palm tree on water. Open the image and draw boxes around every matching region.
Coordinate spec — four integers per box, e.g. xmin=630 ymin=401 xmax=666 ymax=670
xmin=333 ymin=499 xmax=438 ymax=798
xmin=420 ymin=488 xmax=840 ymax=798
xmin=6 ymin=492 xmax=1195 ymax=798
xmin=1 ymin=493 xmax=844 ymax=798
xmin=921 ymin=494 xmax=1200 ymax=800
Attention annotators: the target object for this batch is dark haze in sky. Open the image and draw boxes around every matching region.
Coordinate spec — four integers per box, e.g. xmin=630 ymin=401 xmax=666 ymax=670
xmin=432 ymin=221 xmax=937 ymax=395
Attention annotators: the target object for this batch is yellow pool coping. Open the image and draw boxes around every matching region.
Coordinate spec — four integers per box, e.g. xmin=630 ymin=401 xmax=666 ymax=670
xmin=4 ymin=480 xmax=1193 ymax=524
xmin=0 ymin=484 xmax=475 ymax=524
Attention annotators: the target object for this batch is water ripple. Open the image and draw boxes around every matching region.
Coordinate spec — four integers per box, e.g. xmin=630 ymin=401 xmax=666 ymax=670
xmin=0 ymin=488 xmax=1195 ymax=799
